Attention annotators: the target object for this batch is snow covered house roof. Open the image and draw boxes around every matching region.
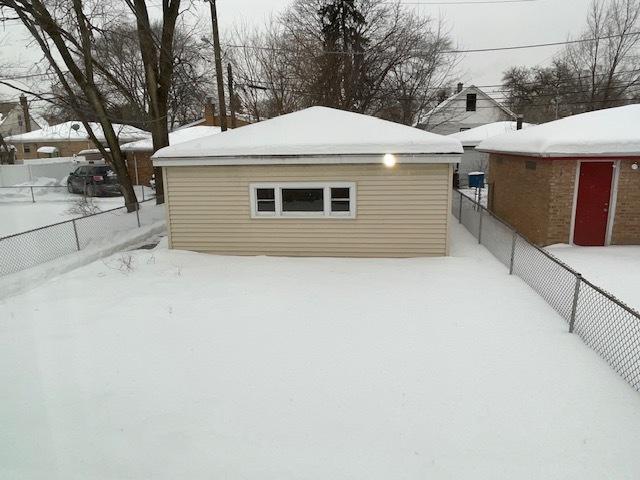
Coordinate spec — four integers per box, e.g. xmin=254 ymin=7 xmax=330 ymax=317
xmin=4 ymin=121 xmax=149 ymax=143
xmin=477 ymin=105 xmax=640 ymax=158
xmin=448 ymin=121 xmax=534 ymax=147
xmin=121 ymin=125 xmax=221 ymax=152
xmin=153 ymin=106 xmax=462 ymax=166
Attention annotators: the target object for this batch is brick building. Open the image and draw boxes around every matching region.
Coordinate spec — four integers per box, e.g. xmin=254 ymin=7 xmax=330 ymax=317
xmin=477 ymin=105 xmax=640 ymax=247
xmin=5 ymin=121 xmax=149 ymax=162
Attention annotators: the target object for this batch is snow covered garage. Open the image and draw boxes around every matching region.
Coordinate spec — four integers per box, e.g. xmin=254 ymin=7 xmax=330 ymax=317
xmin=153 ymin=107 xmax=462 ymax=257
xmin=478 ymin=105 xmax=640 ymax=247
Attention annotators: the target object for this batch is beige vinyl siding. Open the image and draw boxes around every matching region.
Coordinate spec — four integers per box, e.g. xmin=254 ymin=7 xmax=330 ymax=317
xmin=164 ymin=163 xmax=452 ymax=257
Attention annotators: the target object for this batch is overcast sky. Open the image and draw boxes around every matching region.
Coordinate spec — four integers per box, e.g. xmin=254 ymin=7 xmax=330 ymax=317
xmin=0 ymin=0 xmax=594 ymax=104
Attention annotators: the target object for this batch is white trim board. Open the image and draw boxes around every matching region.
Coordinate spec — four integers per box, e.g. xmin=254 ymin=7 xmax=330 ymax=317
xmin=153 ymin=154 xmax=461 ymax=167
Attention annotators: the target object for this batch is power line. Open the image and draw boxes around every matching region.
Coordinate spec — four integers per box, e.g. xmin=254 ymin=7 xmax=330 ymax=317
xmin=224 ymin=30 xmax=640 ymax=55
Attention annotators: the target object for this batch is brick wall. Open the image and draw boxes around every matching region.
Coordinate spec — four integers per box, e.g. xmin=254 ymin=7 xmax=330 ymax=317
xmin=487 ymin=154 xmax=576 ymax=246
xmin=612 ymin=159 xmax=640 ymax=245
xmin=125 ymin=151 xmax=154 ymax=186
xmin=547 ymin=160 xmax=577 ymax=244
xmin=15 ymin=140 xmax=94 ymax=161
xmin=488 ymin=154 xmax=552 ymax=245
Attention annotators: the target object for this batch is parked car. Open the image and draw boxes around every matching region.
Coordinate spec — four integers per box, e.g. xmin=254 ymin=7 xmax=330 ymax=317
xmin=67 ymin=164 xmax=122 ymax=197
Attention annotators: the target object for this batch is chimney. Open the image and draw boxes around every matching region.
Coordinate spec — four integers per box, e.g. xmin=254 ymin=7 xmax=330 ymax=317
xmin=457 ymin=82 xmax=464 ymax=93
xmin=516 ymin=114 xmax=524 ymax=130
xmin=19 ymin=94 xmax=32 ymax=132
xmin=204 ymin=98 xmax=216 ymax=126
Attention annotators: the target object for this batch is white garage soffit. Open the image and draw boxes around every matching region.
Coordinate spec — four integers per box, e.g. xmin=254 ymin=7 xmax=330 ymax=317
xmin=152 ymin=106 xmax=463 ymax=166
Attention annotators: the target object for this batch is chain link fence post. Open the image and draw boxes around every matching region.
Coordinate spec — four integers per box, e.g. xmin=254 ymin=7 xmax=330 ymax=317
xmin=508 ymin=230 xmax=517 ymax=275
xmin=30 ymin=186 xmax=35 ymax=203
xmin=136 ymin=204 xmax=141 ymax=228
xmin=458 ymin=191 xmax=463 ymax=224
xmin=478 ymin=207 xmax=483 ymax=244
xmin=72 ymin=219 xmax=81 ymax=251
xmin=569 ymin=274 xmax=582 ymax=333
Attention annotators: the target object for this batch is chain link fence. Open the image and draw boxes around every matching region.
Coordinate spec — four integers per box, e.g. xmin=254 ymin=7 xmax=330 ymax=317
xmin=453 ymin=189 xmax=640 ymax=392
xmin=0 ymin=199 xmax=165 ymax=277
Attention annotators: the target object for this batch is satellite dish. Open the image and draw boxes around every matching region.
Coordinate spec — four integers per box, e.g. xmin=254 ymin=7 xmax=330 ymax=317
xmin=71 ymin=123 xmax=80 ymax=131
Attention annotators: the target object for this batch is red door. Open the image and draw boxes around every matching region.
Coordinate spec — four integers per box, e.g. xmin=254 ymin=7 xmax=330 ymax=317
xmin=573 ymin=162 xmax=614 ymax=246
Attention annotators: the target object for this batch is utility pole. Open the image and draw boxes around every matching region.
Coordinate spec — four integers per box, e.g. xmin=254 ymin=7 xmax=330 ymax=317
xmin=227 ymin=63 xmax=237 ymax=129
xmin=208 ymin=0 xmax=227 ymax=132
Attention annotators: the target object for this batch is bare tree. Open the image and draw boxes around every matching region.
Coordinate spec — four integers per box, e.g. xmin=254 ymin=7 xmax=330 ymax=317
xmin=0 ymin=132 xmax=16 ymax=164
xmin=376 ymin=18 xmax=458 ymax=125
xmin=229 ymin=0 xmax=457 ymax=125
xmin=0 ymin=0 xmax=139 ymax=211
xmin=229 ymin=21 xmax=302 ymax=120
xmin=44 ymin=21 xmax=211 ymax=131
xmin=124 ymin=0 xmax=183 ymax=204
xmin=503 ymin=0 xmax=640 ymax=122
xmin=564 ymin=0 xmax=640 ymax=110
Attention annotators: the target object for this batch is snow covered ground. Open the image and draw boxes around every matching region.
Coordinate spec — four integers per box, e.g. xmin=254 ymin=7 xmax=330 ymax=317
xmin=1 ymin=223 xmax=640 ymax=480
xmin=0 ymin=184 xmax=154 ymax=237
xmin=547 ymin=244 xmax=640 ymax=312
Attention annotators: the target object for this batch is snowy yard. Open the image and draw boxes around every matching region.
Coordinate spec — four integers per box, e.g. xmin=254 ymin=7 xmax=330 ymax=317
xmin=0 ymin=186 xmax=153 ymax=237
xmin=1 ymin=223 xmax=640 ymax=480
xmin=547 ymin=244 xmax=640 ymax=312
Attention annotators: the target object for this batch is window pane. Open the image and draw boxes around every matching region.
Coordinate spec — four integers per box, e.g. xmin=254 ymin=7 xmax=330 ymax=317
xmin=331 ymin=200 xmax=350 ymax=212
xmin=331 ymin=188 xmax=350 ymax=199
xmin=282 ymin=188 xmax=324 ymax=212
xmin=257 ymin=188 xmax=275 ymax=200
xmin=257 ymin=200 xmax=275 ymax=212
xmin=466 ymin=93 xmax=477 ymax=112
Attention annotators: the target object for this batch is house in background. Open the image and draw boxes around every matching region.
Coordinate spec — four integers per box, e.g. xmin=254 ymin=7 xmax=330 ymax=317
xmin=478 ymin=105 xmax=640 ymax=247
xmin=5 ymin=121 xmax=149 ymax=162
xmin=121 ymin=125 xmax=221 ymax=186
xmin=418 ymin=84 xmax=518 ymax=136
xmin=189 ymin=99 xmax=252 ymax=129
xmin=153 ymin=106 xmax=463 ymax=258
xmin=0 ymin=95 xmax=43 ymax=139
xmin=448 ymin=120 xmax=533 ymax=186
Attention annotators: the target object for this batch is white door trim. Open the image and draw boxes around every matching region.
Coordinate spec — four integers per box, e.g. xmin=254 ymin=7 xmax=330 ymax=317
xmin=605 ymin=160 xmax=621 ymax=245
xmin=568 ymin=162 xmax=581 ymax=245
xmin=569 ymin=160 xmax=619 ymax=246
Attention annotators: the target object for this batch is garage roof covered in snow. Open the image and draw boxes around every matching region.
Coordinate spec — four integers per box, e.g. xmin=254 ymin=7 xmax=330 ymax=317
xmin=121 ymin=125 xmax=221 ymax=152
xmin=5 ymin=121 xmax=149 ymax=144
xmin=477 ymin=105 xmax=640 ymax=157
xmin=153 ymin=107 xmax=462 ymax=166
xmin=449 ymin=121 xmax=534 ymax=147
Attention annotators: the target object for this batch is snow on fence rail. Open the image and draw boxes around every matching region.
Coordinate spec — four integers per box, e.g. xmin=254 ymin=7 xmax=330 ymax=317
xmin=0 ymin=199 xmax=165 ymax=276
xmin=453 ymin=189 xmax=640 ymax=392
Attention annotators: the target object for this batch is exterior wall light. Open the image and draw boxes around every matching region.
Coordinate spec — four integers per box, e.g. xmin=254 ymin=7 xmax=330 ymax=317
xmin=632 ymin=162 xmax=639 ymax=171
xmin=383 ymin=153 xmax=396 ymax=167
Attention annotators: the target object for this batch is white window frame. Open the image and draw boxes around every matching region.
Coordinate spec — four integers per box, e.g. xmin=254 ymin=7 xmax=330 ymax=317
xmin=249 ymin=182 xmax=356 ymax=219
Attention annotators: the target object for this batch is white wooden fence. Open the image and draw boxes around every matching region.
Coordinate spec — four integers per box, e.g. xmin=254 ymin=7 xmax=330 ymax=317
xmin=0 ymin=158 xmax=83 ymax=186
